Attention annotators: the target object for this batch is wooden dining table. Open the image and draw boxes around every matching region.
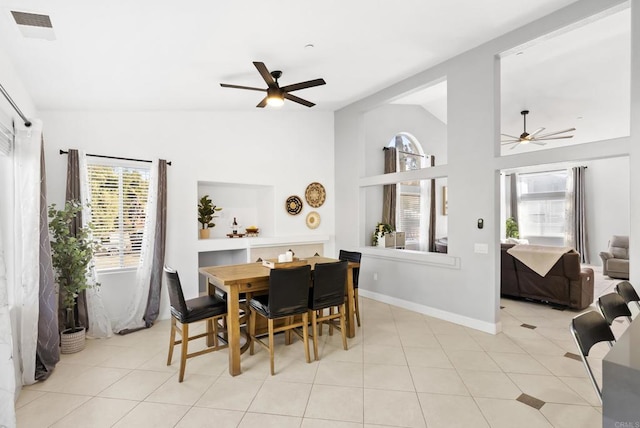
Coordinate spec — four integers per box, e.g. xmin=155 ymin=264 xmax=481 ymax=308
xmin=199 ymin=256 xmax=359 ymax=376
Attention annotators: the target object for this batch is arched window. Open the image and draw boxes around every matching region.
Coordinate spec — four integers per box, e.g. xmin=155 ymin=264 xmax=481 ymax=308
xmin=387 ymin=133 xmax=427 ymax=250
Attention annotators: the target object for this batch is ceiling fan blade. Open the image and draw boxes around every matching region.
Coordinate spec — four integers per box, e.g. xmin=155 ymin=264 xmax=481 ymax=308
xmin=281 ymin=78 xmax=326 ymax=93
xmin=536 ymin=128 xmax=576 ymax=138
xmin=220 ymin=83 xmax=266 ymax=92
xmin=532 ymin=141 xmax=547 ymax=146
xmin=535 ymin=135 xmax=574 ymax=141
xmin=284 ymin=92 xmax=315 ymax=107
xmin=509 ymin=142 xmax=521 ymax=150
xmin=256 ymin=97 xmax=268 ymax=108
xmin=501 ymin=133 xmax=521 ymax=140
xmin=501 ymin=140 xmax=520 ymax=145
xmin=253 ymin=62 xmax=275 ymax=86
xmin=529 ymin=127 xmax=545 ymax=138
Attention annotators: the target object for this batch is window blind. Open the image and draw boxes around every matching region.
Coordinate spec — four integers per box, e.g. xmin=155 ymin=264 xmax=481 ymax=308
xmin=0 ymin=121 xmax=12 ymax=156
xmin=88 ymin=163 xmax=150 ymax=270
xmin=399 ymin=191 xmax=421 ymax=242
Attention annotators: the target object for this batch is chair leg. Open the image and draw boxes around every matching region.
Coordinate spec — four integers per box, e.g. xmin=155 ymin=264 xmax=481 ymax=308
xmin=339 ymin=303 xmax=348 ymax=351
xmin=178 ymin=323 xmax=189 ymax=382
xmin=249 ymin=308 xmax=256 ymax=355
xmin=354 ymin=289 xmax=361 ymax=327
xmin=329 ymin=307 xmax=334 ymax=336
xmin=268 ymin=319 xmax=275 ymax=376
xmin=167 ymin=317 xmax=176 ymax=365
xmin=311 ymin=310 xmax=319 ymax=361
xmin=302 ymin=312 xmax=311 ymax=363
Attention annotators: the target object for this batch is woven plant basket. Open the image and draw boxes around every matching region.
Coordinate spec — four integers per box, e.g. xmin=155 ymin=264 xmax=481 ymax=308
xmin=61 ymin=327 xmax=86 ymax=354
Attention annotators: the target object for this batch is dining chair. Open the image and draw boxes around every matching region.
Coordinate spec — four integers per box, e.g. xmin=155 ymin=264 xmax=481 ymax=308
xmin=339 ymin=250 xmax=362 ymax=327
xmin=615 ymin=281 xmax=640 ymax=313
xmin=570 ymin=310 xmax=616 ymax=401
xmin=164 ymin=266 xmax=228 ymax=382
xmin=598 ymin=292 xmax=633 ymax=326
xmin=309 ymin=260 xmax=349 ymax=360
xmin=248 ymin=264 xmax=312 ymax=375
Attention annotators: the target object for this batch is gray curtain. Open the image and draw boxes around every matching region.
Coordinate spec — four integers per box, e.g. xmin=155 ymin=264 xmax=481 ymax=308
xmin=509 ymin=173 xmax=518 ymax=225
xmin=571 ymin=166 xmax=589 ymax=263
xmin=143 ymin=160 xmax=167 ymax=327
xmin=35 ymin=137 xmax=59 ymax=380
xmin=382 ymin=147 xmax=396 ymax=229
xmin=428 ymin=156 xmax=436 ymax=252
xmin=61 ymin=149 xmax=89 ymax=331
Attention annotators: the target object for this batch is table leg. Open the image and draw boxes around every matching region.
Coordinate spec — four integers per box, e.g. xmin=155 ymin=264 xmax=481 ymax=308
xmin=226 ymin=289 xmax=242 ymax=376
xmin=346 ymin=267 xmax=356 ymax=338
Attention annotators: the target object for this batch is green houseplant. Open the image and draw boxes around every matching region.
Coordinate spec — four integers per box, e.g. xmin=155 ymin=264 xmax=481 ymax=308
xmin=48 ymin=200 xmax=99 ymax=353
xmin=505 ymin=217 xmax=520 ymax=239
xmin=198 ymin=195 xmax=223 ymax=239
xmin=372 ymin=222 xmax=394 ymax=246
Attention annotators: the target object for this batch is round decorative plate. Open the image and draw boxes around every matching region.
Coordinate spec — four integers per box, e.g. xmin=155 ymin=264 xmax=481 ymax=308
xmin=305 ymin=182 xmax=326 ymax=208
xmin=286 ymin=195 xmax=303 ymax=215
xmin=306 ymin=211 xmax=321 ymax=229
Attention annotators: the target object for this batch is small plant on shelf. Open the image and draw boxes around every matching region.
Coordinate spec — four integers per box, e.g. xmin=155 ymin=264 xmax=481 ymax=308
xmin=372 ymin=222 xmax=394 ymax=246
xmin=198 ymin=195 xmax=222 ymax=239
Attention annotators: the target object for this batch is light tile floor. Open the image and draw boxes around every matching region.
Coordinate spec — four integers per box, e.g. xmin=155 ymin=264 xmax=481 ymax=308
xmin=17 ymin=269 xmax=630 ymax=427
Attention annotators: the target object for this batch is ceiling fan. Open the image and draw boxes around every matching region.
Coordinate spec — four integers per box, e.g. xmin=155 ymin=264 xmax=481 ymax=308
xmin=501 ymin=110 xmax=575 ymax=150
xmin=220 ymin=62 xmax=326 ymax=108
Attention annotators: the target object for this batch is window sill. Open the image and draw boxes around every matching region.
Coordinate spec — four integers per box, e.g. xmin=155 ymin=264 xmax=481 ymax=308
xmin=359 ymin=246 xmax=460 ymax=269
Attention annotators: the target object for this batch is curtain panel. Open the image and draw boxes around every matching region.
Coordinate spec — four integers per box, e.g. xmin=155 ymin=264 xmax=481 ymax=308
xmin=382 ymin=147 xmax=397 ymax=229
xmin=568 ymin=166 xmax=589 ymax=263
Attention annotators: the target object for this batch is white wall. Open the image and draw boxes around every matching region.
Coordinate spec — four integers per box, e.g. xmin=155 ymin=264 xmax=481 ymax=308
xmin=585 ymin=156 xmax=630 ymax=264
xmin=39 ymin=110 xmax=334 ymax=321
xmin=335 ymin=0 xmax=637 ymax=333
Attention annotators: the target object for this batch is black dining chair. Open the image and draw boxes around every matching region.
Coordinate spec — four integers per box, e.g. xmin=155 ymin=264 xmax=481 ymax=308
xmin=164 ymin=266 xmax=228 ymax=382
xmin=309 ymin=260 xmax=349 ymax=360
xmin=598 ymin=292 xmax=633 ymax=326
xmin=570 ymin=311 xmax=616 ymax=401
xmin=339 ymin=250 xmax=362 ymax=327
xmin=615 ymin=281 xmax=640 ymax=313
xmin=248 ymin=265 xmax=312 ymax=375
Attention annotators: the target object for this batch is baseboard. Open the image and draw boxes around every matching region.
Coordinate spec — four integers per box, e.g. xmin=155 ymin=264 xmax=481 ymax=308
xmin=358 ymin=289 xmax=502 ymax=335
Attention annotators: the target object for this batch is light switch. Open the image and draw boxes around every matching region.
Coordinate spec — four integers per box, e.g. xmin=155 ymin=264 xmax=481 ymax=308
xmin=474 ymin=243 xmax=488 ymax=254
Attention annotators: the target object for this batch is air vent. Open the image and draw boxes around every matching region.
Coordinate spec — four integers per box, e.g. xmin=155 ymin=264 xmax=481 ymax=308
xmin=11 ymin=11 xmax=52 ymax=28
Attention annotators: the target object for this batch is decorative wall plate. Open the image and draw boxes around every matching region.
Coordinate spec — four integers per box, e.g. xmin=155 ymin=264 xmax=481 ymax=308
xmin=306 ymin=211 xmax=321 ymax=229
xmin=305 ymin=182 xmax=326 ymax=208
xmin=286 ymin=195 xmax=303 ymax=215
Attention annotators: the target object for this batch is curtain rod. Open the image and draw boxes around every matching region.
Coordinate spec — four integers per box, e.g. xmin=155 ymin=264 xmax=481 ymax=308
xmin=0 ymin=82 xmax=31 ymax=127
xmin=59 ymin=150 xmax=172 ymax=166
xmin=382 ymin=147 xmax=426 ymax=158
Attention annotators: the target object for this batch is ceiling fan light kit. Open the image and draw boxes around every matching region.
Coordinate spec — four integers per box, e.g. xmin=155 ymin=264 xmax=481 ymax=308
xmin=220 ymin=62 xmax=326 ymax=108
xmin=501 ymin=109 xmax=575 ymax=150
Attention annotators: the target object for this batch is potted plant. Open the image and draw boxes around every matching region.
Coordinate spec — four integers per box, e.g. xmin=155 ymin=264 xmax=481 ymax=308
xmin=198 ymin=195 xmax=223 ymax=239
xmin=48 ymin=200 xmax=99 ymax=354
xmin=372 ymin=222 xmax=394 ymax=247
xmin=506 ymin=217 xmax=520 ymax=239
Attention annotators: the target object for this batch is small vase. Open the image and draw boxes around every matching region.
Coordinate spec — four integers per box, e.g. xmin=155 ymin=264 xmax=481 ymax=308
xmin=199 ymin=229 xmax=210 ymax=239
xmin=376 ymin=233 xmax=386 ymax=247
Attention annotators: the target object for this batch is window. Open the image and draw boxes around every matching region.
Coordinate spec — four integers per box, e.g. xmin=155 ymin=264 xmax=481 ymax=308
xmin=517 ymin=170 xmax=568 ymax=239
xmin=388 ymin=134 xmax=426 ymax=249
xmin=88 ymin=163 xmax=150 ymax=270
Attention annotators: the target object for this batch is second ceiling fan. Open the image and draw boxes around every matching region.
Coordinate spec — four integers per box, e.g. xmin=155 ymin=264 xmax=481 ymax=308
xmin=220 ymin=62 xmax=326 ymax=108
xmin=502 ymin=110 xmax=575 ymax=150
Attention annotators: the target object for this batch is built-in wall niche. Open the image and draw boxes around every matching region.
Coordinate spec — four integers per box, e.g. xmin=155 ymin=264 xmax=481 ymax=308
xmin=364 ymin=177 xmax=448 ymax=253
xmin=500 ymin=5 xmax=630 ymax=155
xmin=197 ymin=181 xmax=275 ymax=239
xmin=198 ymin=249 xmax=247 ymax=292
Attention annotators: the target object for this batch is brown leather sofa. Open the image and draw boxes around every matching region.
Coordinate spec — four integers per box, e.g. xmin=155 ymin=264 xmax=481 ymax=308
xmin=501 ymin=243 xmax=594 ymax=310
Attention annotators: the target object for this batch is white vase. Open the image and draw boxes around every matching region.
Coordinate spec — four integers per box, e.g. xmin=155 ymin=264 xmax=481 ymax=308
xmin=376 ymin=233 xmax=385 ymax=247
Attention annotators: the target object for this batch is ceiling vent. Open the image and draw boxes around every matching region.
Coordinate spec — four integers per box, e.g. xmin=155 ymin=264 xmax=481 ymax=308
xmin=11 ymin=11 xmax=55 ymax=40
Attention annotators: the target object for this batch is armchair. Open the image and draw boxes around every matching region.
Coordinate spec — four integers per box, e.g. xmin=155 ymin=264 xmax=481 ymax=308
xmin=600 ymin=235 xmax=629 ymax=279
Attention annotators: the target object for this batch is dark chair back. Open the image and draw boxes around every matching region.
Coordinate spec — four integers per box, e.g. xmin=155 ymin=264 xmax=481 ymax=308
xmin=268 ymin=265 xmax=312 ymax=318
xmin=164 ymin=266 xmax=188 ymax=321
xmin=339 ymin=250 xmax=361 ymax=289
xmin=615 ymin=281 xmax=640 ymax=304
xmin=310 ymin=261 xmax=348 ymax=310
xmin=598 ymin=292 xmax=632 ymax=325
xmin=571 ymin=311 xmax=615 ymax=357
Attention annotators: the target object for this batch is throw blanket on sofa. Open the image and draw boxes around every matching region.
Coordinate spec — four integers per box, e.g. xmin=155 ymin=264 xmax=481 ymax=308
xmin=507 ymin=244 xmax=573 ymax=277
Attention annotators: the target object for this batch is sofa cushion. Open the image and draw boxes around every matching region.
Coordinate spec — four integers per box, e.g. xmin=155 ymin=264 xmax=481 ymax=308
xmin=607 ymin=258 xmax=629 ymax=274
xmin=611 ymin=247 xmax=629 ymax=260
xmin=609 ymin=235 xmax=629 ymax=259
